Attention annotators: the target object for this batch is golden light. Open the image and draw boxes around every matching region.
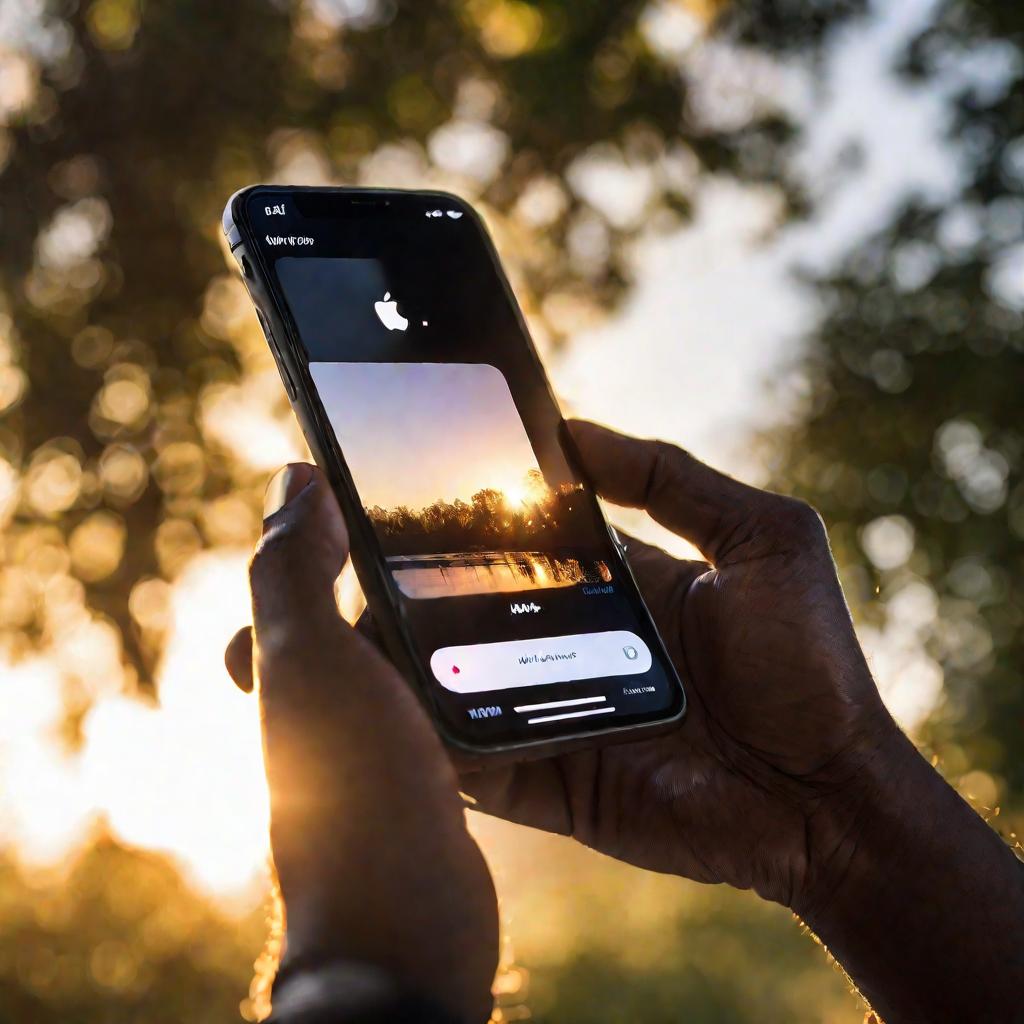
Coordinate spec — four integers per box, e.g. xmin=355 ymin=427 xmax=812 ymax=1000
xmin=501 ymin=482 xmax=528 ymax=508
xmin=99 ymin=444 xmax=149 ymax=502
xmin=86 ymin=0 xmax=141 ymax=51
xmin=154 ymin=518 xmax=203 ymax=578
xmin=0 ymin=51 xmax=38 ymax=118
xmin=468 ymin=0 xmax=546 ymax=59
xmin=96 ymin=376 xmax=149 ymax=427
xmin=0 ymin=455 xmax=19 ymax=527
xmin=0 ymin=364 xmax=27 ymax=414
xmin=128 ymin=576 xmax=173 ymax=633
xmin=498 ymin=470 xmax=552 ymax=510
xmin=0 ymin=549 xmax=273 ymax=903
xmin=199 ymin=374 xmax=306 ymax=473
xmin=0 ymin=302 xmax=312 ymax=910
xmin=24 ymin=447 xmax=83 ymax=516
xmin=69 ymin=510 xmax=126 ymax=582
xmin=0 ymin=506 xmax=272 ymax=910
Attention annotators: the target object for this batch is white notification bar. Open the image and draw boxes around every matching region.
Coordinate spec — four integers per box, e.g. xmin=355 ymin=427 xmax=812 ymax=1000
xmin=430 ymin=630 xmax=652 ymax=694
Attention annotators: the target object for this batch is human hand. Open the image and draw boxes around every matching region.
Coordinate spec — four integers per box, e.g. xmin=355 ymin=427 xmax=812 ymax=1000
xmin=228 ymin=434 xmax=1023 ymax=1024
xmin=460 ymin=420 xmax=899 ymax=913
xmin=481 ymin=424 xmax=1023 ymax=1022
xmin=226 ymin=464 xmax=498 ymax=1023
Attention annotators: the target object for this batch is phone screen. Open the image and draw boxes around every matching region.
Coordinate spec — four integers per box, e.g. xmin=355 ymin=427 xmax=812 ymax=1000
xmin=242 ymin=188 xmax=685 ymax=748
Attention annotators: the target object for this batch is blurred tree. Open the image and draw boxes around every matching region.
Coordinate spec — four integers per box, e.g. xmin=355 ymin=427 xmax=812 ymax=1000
xmin=522 ymin=883 xmax=862 ymax=1022
xmin=13 ymin=3 xmax=1024 ymax=1023
xmin=0 ymin=835 xmax=867 ymax=1024
xmin=0 ymin=0 xmax=862 ymax=696
xmin=0 ymin=839 xmax=265 ymax=1023
xmin=765 ymin=0 xmax=1024 ymax=831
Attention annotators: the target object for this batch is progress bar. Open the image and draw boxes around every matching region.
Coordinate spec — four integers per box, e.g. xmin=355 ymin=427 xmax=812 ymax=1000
xmin=528 ymin=706 xmax=616 ymax=725
xmin=514 ymin=696 xmax=607 ymax=714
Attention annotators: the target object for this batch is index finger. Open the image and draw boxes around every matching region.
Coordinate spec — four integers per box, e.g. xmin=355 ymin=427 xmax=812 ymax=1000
xmin=568 ymin=420 xmax=771 ymax=564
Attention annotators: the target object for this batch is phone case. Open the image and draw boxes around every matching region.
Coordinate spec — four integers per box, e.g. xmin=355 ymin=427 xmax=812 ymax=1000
xmin=221 ymin=185 xmax=685 ymax=764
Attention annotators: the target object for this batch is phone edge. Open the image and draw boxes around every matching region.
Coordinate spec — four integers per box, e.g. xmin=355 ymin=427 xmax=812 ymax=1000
xmin=221 ymin=184 xmax=687 ymax=763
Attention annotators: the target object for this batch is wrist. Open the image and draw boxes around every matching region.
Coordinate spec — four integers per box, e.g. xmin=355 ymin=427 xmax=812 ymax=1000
xmin=791 ymin=720 xmax=1024 ymax=1022
xmin=275 ymin=817 xmax=498 ymax=1024
xmin=792 ymin=714 xmax=928 ymax=921
xmin=269 ymin=959 xmax=466 ymax=1024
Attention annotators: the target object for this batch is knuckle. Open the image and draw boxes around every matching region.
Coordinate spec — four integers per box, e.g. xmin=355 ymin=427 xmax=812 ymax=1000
xmin=250 ymin=515 xmax=340 ymax=590
xmin=249 ymin=520 xmax=293 ymax=586
xmin=647 ymin=441 xmax=683 ymax=503
xmin=780 ymin=497 xmax=827 ymax=544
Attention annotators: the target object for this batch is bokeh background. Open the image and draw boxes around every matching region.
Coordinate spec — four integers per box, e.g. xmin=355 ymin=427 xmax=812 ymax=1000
xmin=0 ymin=0 xmax=1021 ymax=1021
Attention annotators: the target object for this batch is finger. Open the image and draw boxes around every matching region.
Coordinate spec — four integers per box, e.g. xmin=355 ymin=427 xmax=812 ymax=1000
xmin=355 ymin=607 xmax=382 ymax=648
xmin=568 ymin=420 xmax=771 ymax=564
xmin=251 ymin=466 xmax=461 ymax=851
xmin=609 ymin=529 xmax=712 ymax=651
xmin=459 ymin=759 xmax=574 ymax=836
xmin=251 ymin=464 xmax=417 ymax=746
xmin=617 ymin=530 xmax=710 ymax=615
xmin=252 ymin=463 xmax=350 ymax=649
xmin=252 ymin=464 xmax=437 ymax=746
xmin=224 ymin=625 xmax=254 ymax=693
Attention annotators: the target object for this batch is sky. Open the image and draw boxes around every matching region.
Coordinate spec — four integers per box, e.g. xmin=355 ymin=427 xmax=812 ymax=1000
xmin=556 ymin=0 xmax=1018 ymax=485
xmin=550 ymin=0 xmax=1019 ymax=731
xmin=310 ymin=360 xmax=542 ymax=509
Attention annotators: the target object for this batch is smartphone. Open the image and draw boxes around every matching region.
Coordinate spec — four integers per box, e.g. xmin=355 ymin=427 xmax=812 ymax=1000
xmin=222 ymin=186 xmax=685 ymax=759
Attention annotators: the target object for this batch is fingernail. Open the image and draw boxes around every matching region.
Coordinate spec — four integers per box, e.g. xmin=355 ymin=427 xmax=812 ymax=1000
xmin=264 ymin=463 xmax=315 ymax=521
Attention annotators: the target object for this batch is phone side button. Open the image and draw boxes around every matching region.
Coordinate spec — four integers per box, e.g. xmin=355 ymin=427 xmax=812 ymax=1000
xmin=256 ymin=311 xmax=298 ymax=400
xmin=280 ymin=362 xmax=298 ymax=401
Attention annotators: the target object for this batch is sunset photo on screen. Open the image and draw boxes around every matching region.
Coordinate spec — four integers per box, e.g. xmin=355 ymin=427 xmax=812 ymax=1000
xmin=309 ymin=361 xmax=612 ymax=598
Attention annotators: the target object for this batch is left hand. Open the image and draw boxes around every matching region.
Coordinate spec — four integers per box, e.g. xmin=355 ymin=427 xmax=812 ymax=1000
xmin=225 ymin=463 xmax=498 ymax=1024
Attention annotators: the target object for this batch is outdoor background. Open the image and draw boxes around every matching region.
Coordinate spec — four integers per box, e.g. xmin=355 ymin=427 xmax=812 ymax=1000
xmin=0 ymin=0 xmax=1021 ymax=1021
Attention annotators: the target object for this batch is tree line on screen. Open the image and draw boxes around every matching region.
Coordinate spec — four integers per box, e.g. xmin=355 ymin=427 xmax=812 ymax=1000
xmin=365 ymin=477 xmax=594 ymax=556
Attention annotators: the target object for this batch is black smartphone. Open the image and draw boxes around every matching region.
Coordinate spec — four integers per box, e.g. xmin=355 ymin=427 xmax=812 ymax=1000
xmin=222 ymin=186 xmax=686 ymax=759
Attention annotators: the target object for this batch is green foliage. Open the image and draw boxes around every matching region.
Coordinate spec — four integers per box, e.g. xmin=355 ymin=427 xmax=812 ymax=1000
xmin=0 ymin=0 xmax=851 ymax=687
xmin=525 ymin=887 xmax=862 ymax=1023
xmin=3 ymin=0 xmax=1021 ymax=1021
xmin=0 ymin=839 xmax=265 ymax=1024
xmin=764 ymin=1 xmax=1024 ymax=825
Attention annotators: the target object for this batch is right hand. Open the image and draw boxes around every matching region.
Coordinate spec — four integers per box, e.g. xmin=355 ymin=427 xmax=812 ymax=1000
xmin=460 ymin=420 xmax=902 ymax=914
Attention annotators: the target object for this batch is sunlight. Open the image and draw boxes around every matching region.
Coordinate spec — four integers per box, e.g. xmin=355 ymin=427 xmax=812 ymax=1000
xmin=0 ymin=657 xmax=93 ymax=865
xmin=499 ymin=470 xmax=551 ymax=510
xmin=83 ymin=551 xmax=270 ymax=902
xmin=0 ymin=551 xmax=270 ymax=908
xmin=500 ymin=481 xmax=528 ymax=507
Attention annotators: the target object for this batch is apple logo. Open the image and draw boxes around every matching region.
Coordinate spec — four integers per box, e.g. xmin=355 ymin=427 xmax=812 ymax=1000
xmin=374 ymin=291 xmax=408 ymax=332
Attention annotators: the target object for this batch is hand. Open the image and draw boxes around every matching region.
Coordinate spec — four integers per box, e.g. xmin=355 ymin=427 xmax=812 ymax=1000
xmin=226 ymin=464 xmax=498 ymax=1023
xmin=460 ymin=420 xmax=899 ymax=912
xmin=461 ymin=423 xmax=1024 ymax=1023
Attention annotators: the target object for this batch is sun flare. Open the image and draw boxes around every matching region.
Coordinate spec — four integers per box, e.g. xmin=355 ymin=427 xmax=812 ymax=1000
xmin=501 ymin=482 xmax=528 ymax=507
xmin=498 ymin=470 xmax=552 ymax=510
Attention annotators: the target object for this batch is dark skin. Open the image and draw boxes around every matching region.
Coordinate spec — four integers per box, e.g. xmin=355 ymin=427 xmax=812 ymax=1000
xmin=228 ymin=421 xmax=1024 ymax=1024
xmin=457 ymin=422 xmax=892 ymax=904
xmin=240 ymin=461 xmax=499 ymax=1023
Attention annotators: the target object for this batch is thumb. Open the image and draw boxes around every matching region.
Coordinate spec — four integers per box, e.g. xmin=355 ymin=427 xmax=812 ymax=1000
xmin=567 ymin=419 xmax=776 ymax=564
xmin=250 ymin=463 xmax=349 ymax=671
xmin=249 ymin=462 xmax=436 ymax=754
xmin=250 ymin=464 xmax=449 ymax=832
